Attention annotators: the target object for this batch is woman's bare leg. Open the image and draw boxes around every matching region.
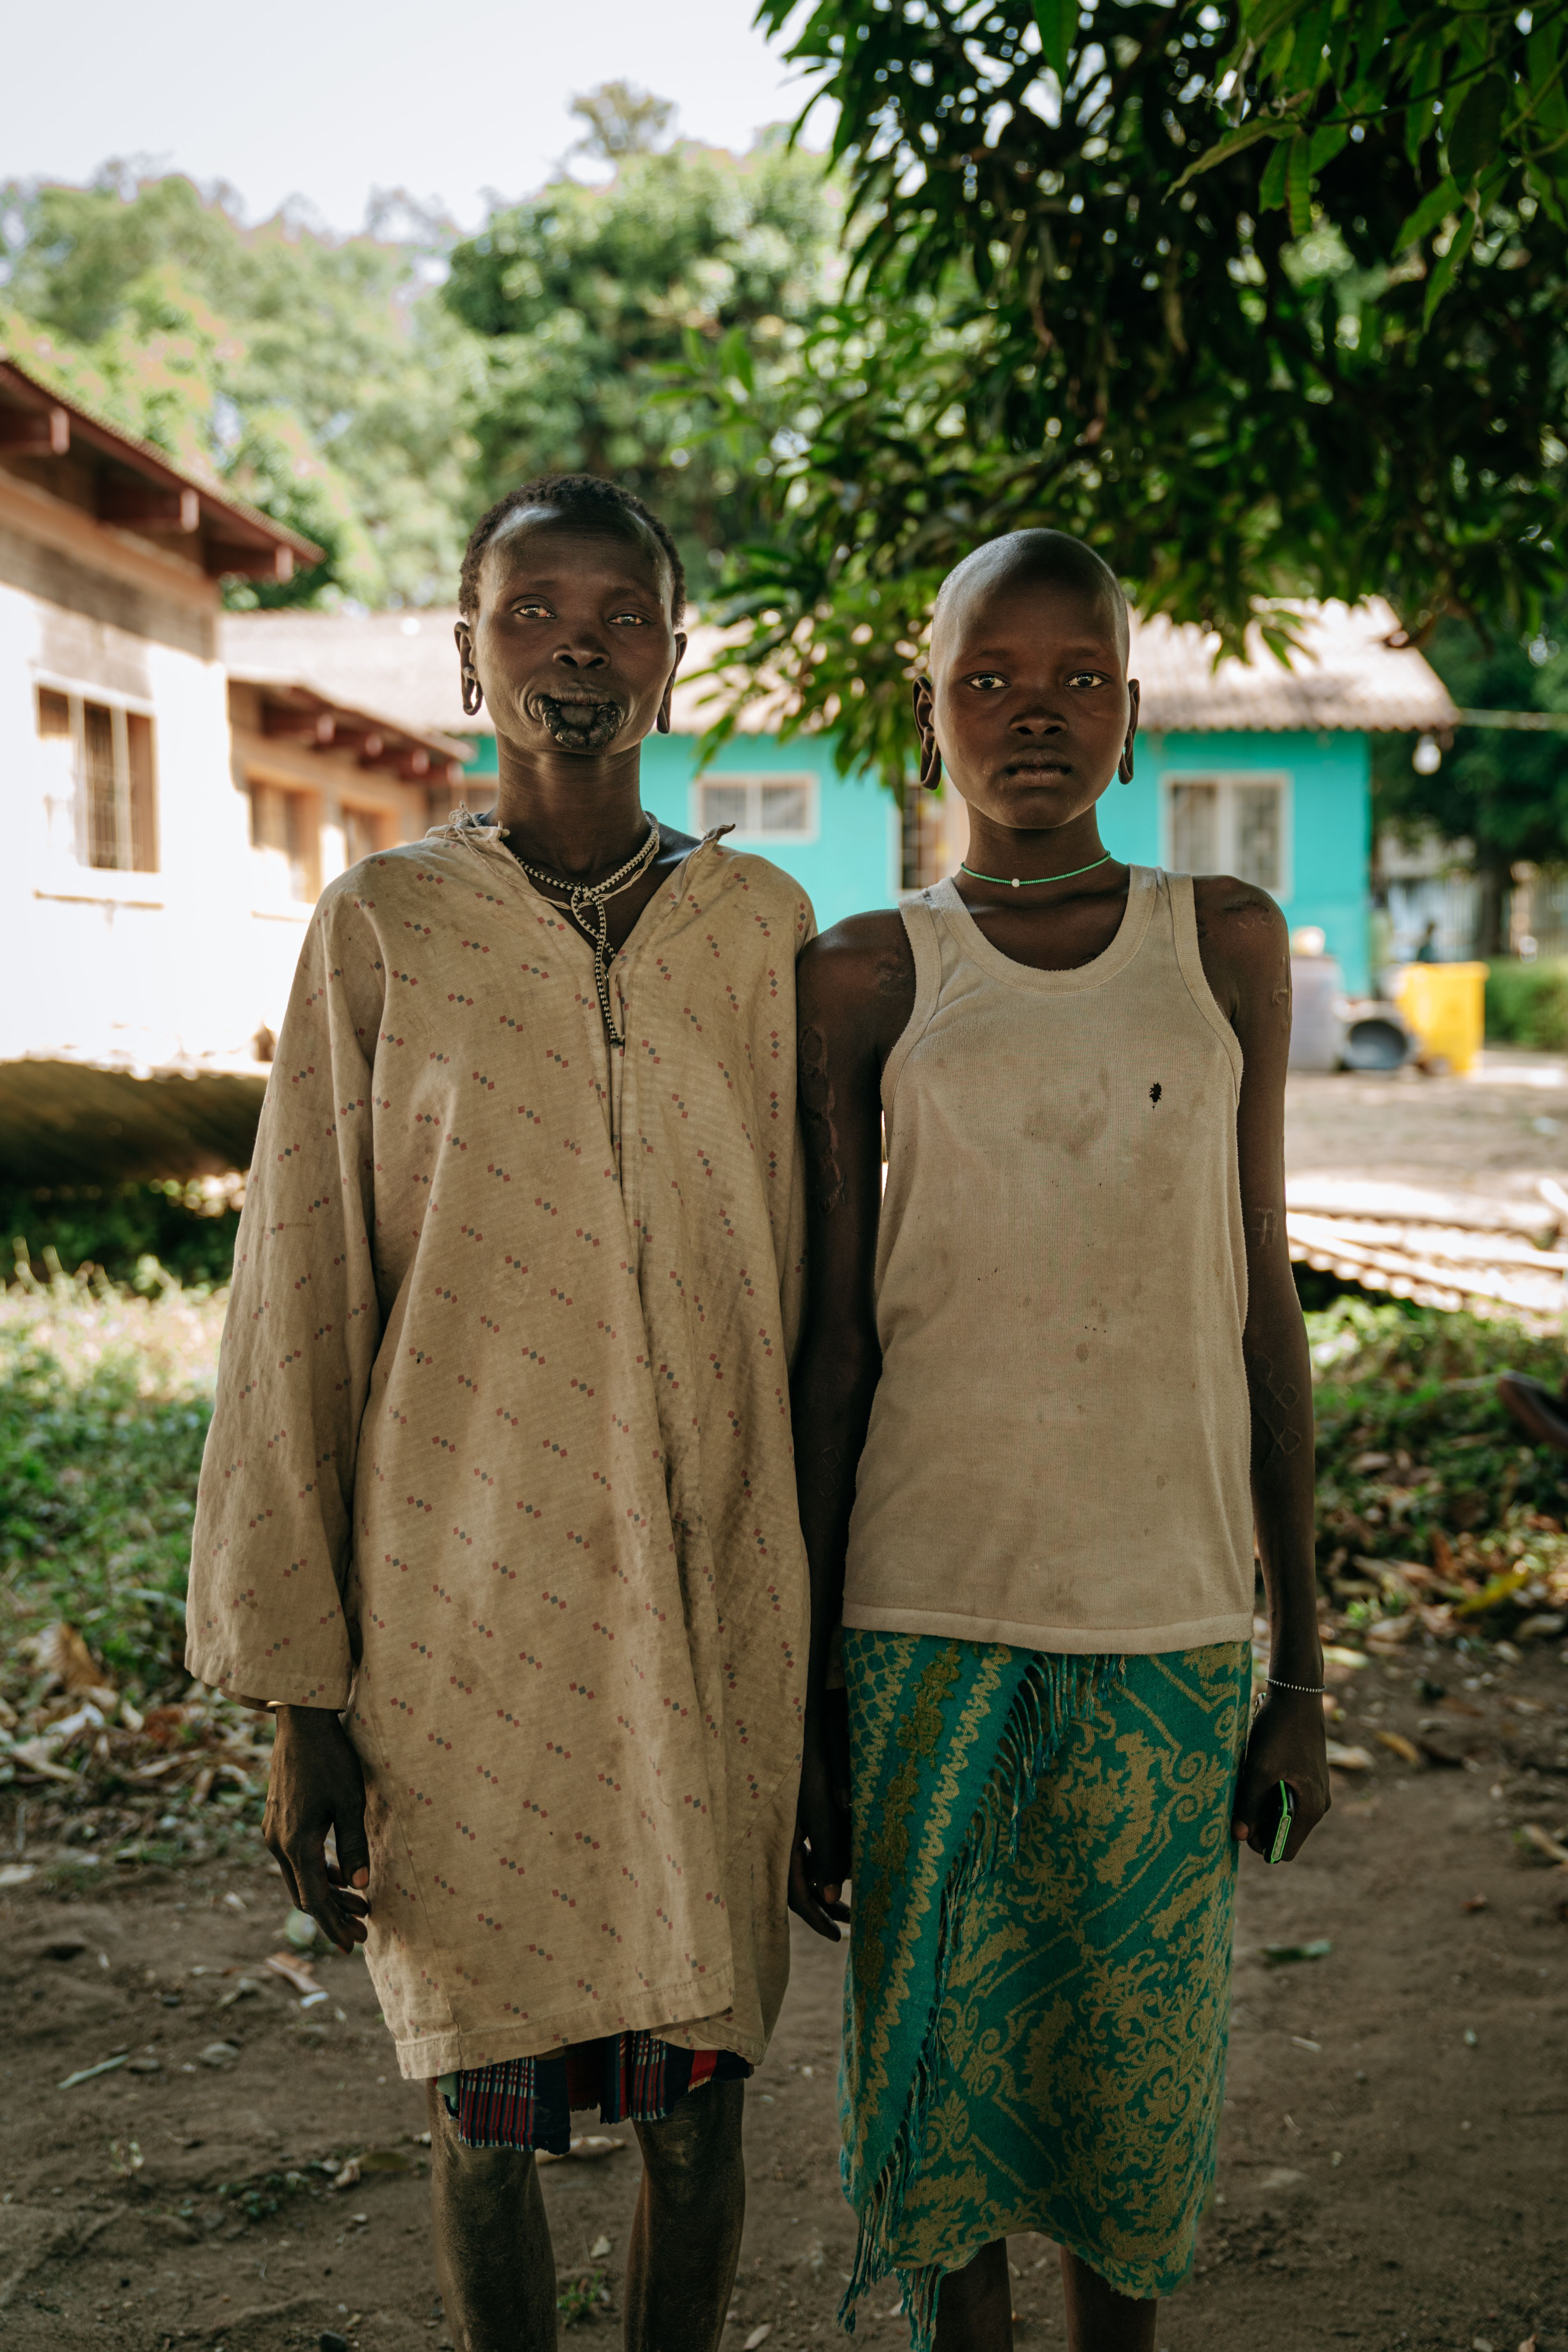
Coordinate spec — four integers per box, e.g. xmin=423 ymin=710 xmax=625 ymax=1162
xmin=623 ymin=2078 xmax=746 ymax=2352
xmin=934 ymin=2237 xmax=1013 ymax=2349
xmin=426 ymin=2079 xmax=559 ymax=2351
xmin=1060 ymin=2248 xmax=1158 ymax=2352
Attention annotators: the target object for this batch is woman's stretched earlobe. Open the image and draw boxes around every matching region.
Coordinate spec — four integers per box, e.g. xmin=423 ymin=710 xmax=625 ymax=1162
xmin=919 ymin=740 xmax=943 ymax=793
xmin=1119 ymin=743 xmax=1134 ymax=784
xmin=461 ymin=666 xmax=484 ymax=720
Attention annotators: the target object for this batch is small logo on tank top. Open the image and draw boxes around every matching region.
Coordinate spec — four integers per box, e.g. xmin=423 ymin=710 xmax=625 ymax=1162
xmin=1149 ymin=1083 xmax=1162 ymax=1105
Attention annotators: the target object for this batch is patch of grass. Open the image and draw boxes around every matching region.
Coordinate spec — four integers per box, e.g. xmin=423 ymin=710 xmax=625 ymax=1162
xmin=216 ymin=2168 xmax=313 ymax=2222
xmin=1 ymin=1274 xmax=1561 ymax=1738
xmin=0 ymin=1275 xmax=225 ymax=1695
xmin=556 ymin=2268 xmax=612 ymax=2326
xmin=1485 ymin=956 xmax=1568 ymax=1053
xmin=1309 ymin=1299 xmax=1568 ymax=1622
xmin=1 ymin=1178 xmax=242 ymax=1293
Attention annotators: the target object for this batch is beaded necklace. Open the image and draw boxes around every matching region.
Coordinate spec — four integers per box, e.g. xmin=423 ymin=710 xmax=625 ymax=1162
xmin=959 ymin=849 xmax=1115 ymax=890
xmin=508 ymin=818 xmax=662 ymax=1049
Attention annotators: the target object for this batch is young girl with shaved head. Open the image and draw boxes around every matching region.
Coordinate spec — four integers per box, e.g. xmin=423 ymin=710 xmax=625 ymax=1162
xmin=787 ymin=529 xmax=1329 ymax=2352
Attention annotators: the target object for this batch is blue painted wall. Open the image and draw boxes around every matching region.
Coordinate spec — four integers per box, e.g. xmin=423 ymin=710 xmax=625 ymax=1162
xmin=1099 ymin=728 xmax=1372 ymax=994
xmin=459 ymin=731 xmax=899 ymax=935
xmin=640 ymin=734 xmax=898 ymax=934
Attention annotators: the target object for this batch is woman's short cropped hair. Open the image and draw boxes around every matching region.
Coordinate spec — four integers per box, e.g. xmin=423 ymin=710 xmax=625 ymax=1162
xmin=458 ymin=474 xmax=687 ymax=623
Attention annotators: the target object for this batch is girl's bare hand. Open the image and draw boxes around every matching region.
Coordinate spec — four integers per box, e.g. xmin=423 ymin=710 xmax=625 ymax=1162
xmin=1231 ymin=1688 xmax=1331 ymax=1862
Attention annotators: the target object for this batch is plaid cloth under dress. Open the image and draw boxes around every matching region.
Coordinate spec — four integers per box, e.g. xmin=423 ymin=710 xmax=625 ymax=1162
xmin=439 ymin=2031 xmax=752 ymax=2153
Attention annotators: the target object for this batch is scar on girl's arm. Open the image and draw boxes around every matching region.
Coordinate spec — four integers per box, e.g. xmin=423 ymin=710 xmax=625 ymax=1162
xmin=1244 ymin=1344 xmax=1305 ymax=1463
xmin=799 ymin=1023 xmax=844 ymax=1217
xmin=1249 ymin=1205 xmax=1278 ymax=1249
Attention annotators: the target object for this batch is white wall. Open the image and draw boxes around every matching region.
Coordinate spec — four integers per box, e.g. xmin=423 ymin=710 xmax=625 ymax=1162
xmin=0 ymin=572 xmax=298 ymax=1076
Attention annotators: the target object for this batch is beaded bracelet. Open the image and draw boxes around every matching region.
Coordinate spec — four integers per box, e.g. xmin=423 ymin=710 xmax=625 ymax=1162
xmin=1267 ymin=1676 xmax=1327 ymax=1696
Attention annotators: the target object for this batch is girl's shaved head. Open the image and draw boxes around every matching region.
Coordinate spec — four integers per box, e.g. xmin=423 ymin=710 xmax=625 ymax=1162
xmin=931 ymin=530 xmax=1129 ymax=665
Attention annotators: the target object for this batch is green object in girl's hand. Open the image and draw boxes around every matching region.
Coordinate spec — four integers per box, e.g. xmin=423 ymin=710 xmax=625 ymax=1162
xmin=1262 ymin=1780 xmax=1294 ymax=1865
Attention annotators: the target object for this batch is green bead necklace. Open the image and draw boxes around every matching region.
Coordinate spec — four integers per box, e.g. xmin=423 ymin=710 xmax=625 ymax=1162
xmin=959 ymin=849 xmax=1115 ymax=890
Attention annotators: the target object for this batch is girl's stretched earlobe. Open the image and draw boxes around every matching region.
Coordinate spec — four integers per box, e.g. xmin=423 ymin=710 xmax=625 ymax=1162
xmin=919 ymin=741 xmax=943 ymax=793
xmin=1119 ymin=744 xmax=1134 ymax=784
xmin=461 ymin=666 xmax=484 ymax=719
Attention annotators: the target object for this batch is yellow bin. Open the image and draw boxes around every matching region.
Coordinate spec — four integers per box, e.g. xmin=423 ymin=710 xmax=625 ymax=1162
xmin=1393 ymin=961 xmax=1488 ymax=1076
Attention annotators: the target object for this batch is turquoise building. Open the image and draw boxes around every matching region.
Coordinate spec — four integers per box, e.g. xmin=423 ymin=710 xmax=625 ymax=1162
xmin=459 ymin=723 xmax=899 ymax=937
xmin=1100 ymin=728 xmax=1375 ymax=991
xmin=218 ymin=601 xmax=1456 ymax=996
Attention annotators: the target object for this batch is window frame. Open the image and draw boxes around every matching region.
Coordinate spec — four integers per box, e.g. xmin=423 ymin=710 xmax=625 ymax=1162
xmin=692 ymin=772 xmax=821 ymax=846
xmin=247 ymin=775 xmax=322 ymax=906
xmin=1158 ymin=768 xmax=1292 ymax=902
xmin=340 ymin=800 xmax=389 ymax=871
xmin=34 ymin=674 xmax=160 ymax=875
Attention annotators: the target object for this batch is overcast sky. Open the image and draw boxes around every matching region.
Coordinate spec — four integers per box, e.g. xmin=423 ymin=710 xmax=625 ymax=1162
xmin=6 ymin=0 xmax=822 ymax=235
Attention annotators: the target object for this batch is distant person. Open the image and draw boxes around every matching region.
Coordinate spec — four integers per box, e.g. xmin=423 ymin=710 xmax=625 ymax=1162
xmin=186 ymin=474 xmax=814 ymax=2351
xmin=788 ymin=529 xmax=1329 ymax=2352
xmin=1369 ymin=890 xmax=1395 ymax=998
xmin=1414 ymin=917 xmax=1440 ymax=962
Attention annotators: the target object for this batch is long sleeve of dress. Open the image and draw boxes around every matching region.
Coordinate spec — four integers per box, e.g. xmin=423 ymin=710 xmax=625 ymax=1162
xmin=186 ymin=882 xmax=386 ymax=1706
xmin=184 ymin=830 xmax=812 ymax=2073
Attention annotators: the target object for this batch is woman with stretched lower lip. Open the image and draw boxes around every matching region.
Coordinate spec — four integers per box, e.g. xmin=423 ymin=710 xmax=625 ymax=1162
xmin=189 ymin=472 xmax=821 ymax=2352
xmin=455 ymin=495 xmax=695 ymax=843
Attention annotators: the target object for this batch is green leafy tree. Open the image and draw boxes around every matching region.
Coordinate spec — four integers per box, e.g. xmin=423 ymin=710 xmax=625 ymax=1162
xmin=669 ymin=2 xmax=1568 ymax=784
xmin=1186 ymin=0 xmax=1568 ymax=303
xmin=0 ymin=168 xmax=482 ymax=606
xmin=569 ymin=79 xmax=678 ymax=161
xmin=442 ymin=121 xmax=839 ymax=590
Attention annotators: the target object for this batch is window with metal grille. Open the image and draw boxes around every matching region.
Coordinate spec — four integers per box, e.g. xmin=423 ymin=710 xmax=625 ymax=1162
xmin=1161 ymin=773 xmax=1289 ymax=897
xmin=343 ymin=806 xmax=384 ymax=868
xmin=36 ymin=685 xmax=159 ymax=871
xmin=250 ymin=782 xmax=315 ymax=902
xmin=695 ymin=775 xmax=817 ymax=841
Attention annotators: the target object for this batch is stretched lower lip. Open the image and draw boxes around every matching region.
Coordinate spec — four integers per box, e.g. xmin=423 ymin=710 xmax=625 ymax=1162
xmin=529 ymin=689 xmax=625 ymax=748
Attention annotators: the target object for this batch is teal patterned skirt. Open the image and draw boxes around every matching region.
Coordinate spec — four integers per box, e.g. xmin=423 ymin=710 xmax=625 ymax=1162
xmin=839 ymin=1634 xmax=1251 ymax=2349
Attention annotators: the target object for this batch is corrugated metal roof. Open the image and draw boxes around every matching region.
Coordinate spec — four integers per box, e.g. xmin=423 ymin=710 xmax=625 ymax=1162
xmin=225 ymin=665 xmax=474 ymax=775
xmin=1130 ymin=600 xmax=1457 ymax=735
xmin=221 ymin=609 xmax=480 ymax=737
xmin=223 ymin=597 xmax=1458 ymax=743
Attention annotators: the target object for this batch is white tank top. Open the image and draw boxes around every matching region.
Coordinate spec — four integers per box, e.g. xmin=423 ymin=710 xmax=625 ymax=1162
xmin=842 ymin=868 xmax=1255 ymax=1655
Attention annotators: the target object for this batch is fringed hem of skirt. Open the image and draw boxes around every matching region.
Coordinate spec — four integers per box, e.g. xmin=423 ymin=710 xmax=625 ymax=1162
xmin=838 ymin=1649 xmax=1126 ymax=2347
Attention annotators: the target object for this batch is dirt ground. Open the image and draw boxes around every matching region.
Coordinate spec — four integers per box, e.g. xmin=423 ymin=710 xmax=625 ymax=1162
xmin=5 ymin=1054 xmax=1568 ymax=2352
xmin=1285 ymin=1048 xmax=1568 ymax=1208
xmin=2 ymin=1637 xmax=1565 ymax=2352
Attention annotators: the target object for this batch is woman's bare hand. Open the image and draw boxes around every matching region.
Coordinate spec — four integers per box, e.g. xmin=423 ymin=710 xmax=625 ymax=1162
xmin=263 ymin=1705 xmax=371 ymax=1950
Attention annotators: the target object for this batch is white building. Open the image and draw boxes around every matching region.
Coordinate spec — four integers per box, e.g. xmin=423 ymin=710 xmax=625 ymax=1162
xmin=0 ymin=355 xmax=469 ymax=1184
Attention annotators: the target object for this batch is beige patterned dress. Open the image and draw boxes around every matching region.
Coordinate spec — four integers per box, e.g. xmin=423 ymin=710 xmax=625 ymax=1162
xmin=187 ymin=820 xmax=812 ymax=2080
